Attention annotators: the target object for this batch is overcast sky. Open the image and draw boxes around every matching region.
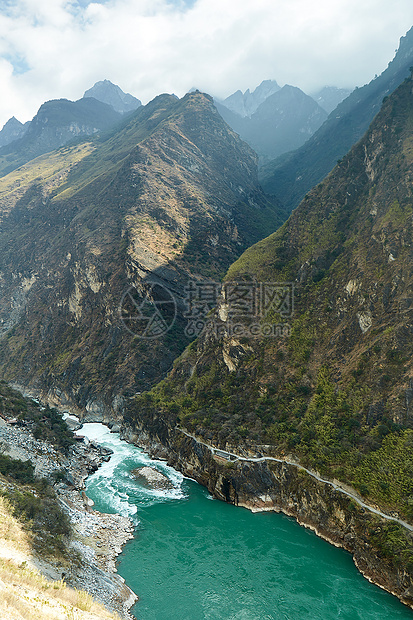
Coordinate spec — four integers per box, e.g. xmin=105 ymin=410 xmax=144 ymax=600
xmin=0 ymin=0 xmax=413 ymax=128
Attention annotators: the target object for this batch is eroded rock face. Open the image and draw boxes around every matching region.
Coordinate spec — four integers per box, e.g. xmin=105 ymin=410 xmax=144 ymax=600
xmin=121 ymin=415 xmax=413 ymax=611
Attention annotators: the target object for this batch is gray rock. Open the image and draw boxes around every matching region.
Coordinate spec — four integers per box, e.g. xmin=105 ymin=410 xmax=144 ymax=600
xmin=131 ymin=466 xmax=173 ymax=490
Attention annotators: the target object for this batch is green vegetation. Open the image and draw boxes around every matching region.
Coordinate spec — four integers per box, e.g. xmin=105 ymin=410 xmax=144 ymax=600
xmin=0 ymin=142 xmax=95 ymax=212
xmin=0 ymin=384 xmax=73 ymax=557
xmin=0 ymin=453 xmax=34 ymax=483
xmin=0 ymin=382 xmax=75 ymax=452
xmin=20 ymin=405 xmax=76 ymax=452
xmin=0 ymin=452 xmax=72 ymax=559
xmin=2 ymin=481 xmax=72 ymax=558
xmin=0 ymin=496 xmax=118 ymax=620
xmin=366 ymin=520 xmax=413 ymax=571
xmin=128 ymin=358 xmax=413 ymax=518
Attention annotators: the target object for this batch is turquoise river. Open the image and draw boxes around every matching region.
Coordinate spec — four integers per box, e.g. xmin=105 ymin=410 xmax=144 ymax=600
xmin=81 ymin=423 xmax=413 ymax=620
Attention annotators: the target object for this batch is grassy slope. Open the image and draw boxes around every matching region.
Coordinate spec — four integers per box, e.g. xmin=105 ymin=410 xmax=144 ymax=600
xmin=0 ymin=496 xmax=119 ymax=620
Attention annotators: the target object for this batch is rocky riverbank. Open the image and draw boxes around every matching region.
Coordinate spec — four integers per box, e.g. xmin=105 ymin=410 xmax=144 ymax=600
xmin=120 ymin=412 xmax=413 ymax=612
xmin=0 ymin=412 xmax=137 ymax=619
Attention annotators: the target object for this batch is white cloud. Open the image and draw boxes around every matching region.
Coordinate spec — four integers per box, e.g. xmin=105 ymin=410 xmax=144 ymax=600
xmin=0 ymin=0 xmax=412 ymax=127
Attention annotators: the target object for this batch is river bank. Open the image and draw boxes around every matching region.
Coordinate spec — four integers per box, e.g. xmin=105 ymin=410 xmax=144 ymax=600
xmin=8 ymin=382 xmax=413 ymax=614
xmin=119 ymin=411 xmax=413 ymax=612
xmin=0 ymin=410 xmax=138 ymax=619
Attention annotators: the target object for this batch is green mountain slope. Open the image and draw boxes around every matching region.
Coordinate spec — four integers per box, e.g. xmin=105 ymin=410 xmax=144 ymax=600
xmin=128 ymin=73 xmax=413 ymax=523
xmin=260 ymin=26 xmax=413 ymax=211
xmin=0 ymin=91 xmax=284 ymax=416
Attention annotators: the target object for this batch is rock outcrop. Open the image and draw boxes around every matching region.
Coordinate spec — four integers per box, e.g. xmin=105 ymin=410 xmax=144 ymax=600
xmin=83 ymin=80 xmax=141 ymax=115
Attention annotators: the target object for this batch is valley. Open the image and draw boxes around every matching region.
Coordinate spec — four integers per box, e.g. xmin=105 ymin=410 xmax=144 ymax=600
xmin=0 ymin=20 xmax=412 ymax=620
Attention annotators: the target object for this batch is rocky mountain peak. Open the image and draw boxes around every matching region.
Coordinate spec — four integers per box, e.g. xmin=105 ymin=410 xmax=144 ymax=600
xmin=0 ymin=89 xmax=284 ymax=409
xmin=83 ymin=79 xmax=141 ymax=115
xmin=0 ymin=97 xmax=122 ymax=178
xmin=310 ymin=86 xmax=353 ymax=114
xmin=220 ymin=79 xmax=281 ymax=117
xmin=261 ymin=25 xmax=413 ymax=211
xmin=215 ymin=83 xmax=327 ymax=163
xmin=0 ymin=116 xmax=28 ymax=148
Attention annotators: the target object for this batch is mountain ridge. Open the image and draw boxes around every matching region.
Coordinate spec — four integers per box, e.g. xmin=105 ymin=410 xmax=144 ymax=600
xmin=83 ymin=79 xmax=141 ymax=114
xmin=261 ymin=25 xmax=413 ymax=211
xmin=0 ymin=97 xmax=122 ymax=178
xmin=0 ymin=90 xmax=284 ymax=416
xmin=216 ymin=84 xmax=327 ymax=162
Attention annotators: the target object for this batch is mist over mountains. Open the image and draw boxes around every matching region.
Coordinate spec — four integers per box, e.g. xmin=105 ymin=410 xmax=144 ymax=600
xmin=215 ymin=84 xmax=329 ymax=163
xmin=261 ymin=25 xmax=413 ymax=211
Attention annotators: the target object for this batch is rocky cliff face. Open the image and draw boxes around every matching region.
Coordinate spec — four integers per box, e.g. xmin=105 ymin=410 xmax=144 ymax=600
xmin=217 ymin=79 xmax=281 ymax=117
xmin=120 ymin=412 xmax=413 ymax=610
xmin=0 ymin=116 xmax=28 ymax=148
xmin=0 ymin=97 xmax=121 ymax=177
xmin=216 ymin=84 xmax=327 ymax=163
xmin=0 ymin=91 xmax=283 ymax=419
xmin=83 ymin=80 xmax=141 ymax=115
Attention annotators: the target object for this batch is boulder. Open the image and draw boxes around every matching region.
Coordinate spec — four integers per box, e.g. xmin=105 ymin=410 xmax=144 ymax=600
xmin=130 ymin=466 xmax=173 ymax=490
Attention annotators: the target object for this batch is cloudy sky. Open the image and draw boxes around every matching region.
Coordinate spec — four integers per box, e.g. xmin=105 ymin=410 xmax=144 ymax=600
xmin=0 ymin=0 xmax=413 ymax=127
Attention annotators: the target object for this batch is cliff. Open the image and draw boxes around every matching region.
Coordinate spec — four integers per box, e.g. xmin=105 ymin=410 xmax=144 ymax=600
xmin=0 ymin=383 xmax=136 ymax=618
xmin=120 ymin=412 xmax=413 ymax=610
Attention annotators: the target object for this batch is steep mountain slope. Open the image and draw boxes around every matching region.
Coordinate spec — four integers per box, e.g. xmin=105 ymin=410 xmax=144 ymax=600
xmin=216 ymin=85 xmax=327 ymax=162
xmin=0 ymin=495 xmax=119 ymax=620
xmin=124 ymin=73 xmax=413 ymax=605
xmin=261 ymin=26 xmax=413 ymax=211
xmin=0 ymin=91 xmax=284 ymax=417
xmin=83 ymin=79 xmax=141 ymax=114
xmin=310 ymin=86 xmax=353 ymax=114
xmin=0 ymin=98 xmax=121 ymax=177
